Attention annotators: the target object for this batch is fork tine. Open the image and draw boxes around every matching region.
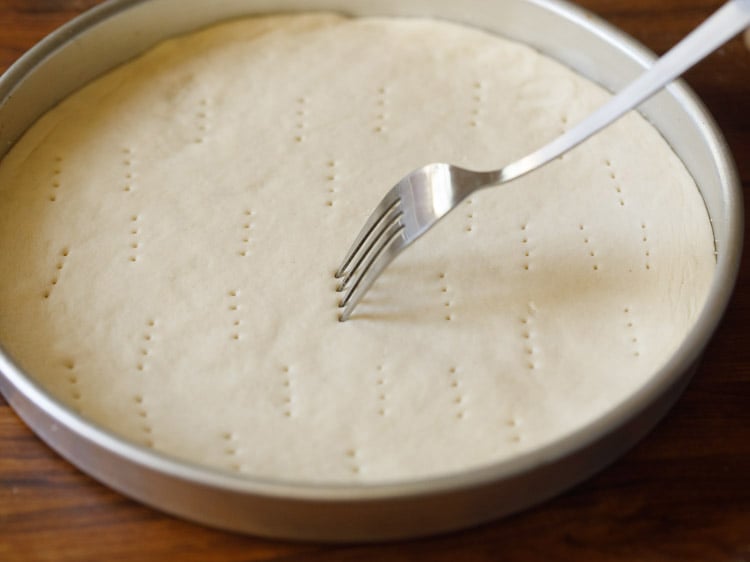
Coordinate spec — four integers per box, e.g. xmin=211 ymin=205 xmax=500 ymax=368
xmin=336 ymin=207 xmax=404 ymax=292
xmin=338 ymin=220 xmax=405 ymax=321
xmin=335 ymin=187 xmax=401 ymax=278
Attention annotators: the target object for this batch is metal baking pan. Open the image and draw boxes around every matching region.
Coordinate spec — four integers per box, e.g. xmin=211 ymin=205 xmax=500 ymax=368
xmin=0 ymin=0 xmax=742 ymax=542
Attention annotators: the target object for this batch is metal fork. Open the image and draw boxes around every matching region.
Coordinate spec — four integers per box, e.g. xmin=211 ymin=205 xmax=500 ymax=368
xmin=335 ymin=0 xmax=750 ymax=321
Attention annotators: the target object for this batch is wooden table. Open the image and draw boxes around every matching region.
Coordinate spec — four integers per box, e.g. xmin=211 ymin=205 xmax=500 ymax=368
xmin=1 ymin=1 xmax=748 ymax=560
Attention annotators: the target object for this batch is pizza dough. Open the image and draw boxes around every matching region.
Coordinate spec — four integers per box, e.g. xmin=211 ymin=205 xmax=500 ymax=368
xmin=0 ymin=14 xmax=715 ymax=483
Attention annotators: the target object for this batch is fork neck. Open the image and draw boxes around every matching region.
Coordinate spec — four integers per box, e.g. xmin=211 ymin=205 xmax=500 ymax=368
xmin=452 ymin=167 xmax=503 ymax=197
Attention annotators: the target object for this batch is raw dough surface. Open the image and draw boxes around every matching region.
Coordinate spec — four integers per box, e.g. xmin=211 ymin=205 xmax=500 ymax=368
xmin=0 ymin=14 xmax=715 ymax=483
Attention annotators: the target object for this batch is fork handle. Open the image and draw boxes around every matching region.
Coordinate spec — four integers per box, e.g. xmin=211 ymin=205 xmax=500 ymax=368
xmin=498 ymin=0 xmax=750 ymax=183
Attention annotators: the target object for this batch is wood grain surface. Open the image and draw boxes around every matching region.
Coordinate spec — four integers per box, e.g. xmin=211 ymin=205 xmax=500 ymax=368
xmin=1 ymin=1 xmax=749 ymax=560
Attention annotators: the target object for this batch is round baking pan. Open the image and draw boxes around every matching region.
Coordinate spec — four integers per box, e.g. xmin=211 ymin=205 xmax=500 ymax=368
xmin=0 ymin=0 xmax=742 ymax=542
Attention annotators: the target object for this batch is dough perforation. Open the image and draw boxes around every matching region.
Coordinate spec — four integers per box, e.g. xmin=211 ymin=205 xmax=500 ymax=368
xmin=43 ymin=247 xmax=69 ymax=300
xmin=521 ymin=302 xmax=539 ymax=370
xmin=325 ymin=159 xmax=338 ymax=207
xmin=346 ymin=448 xmax=362 ymax=475
xmin=122 ymin=147 xmax=135 ymax=192
xmin=281 ymin=365 xmax=294 ymax=418
xmin=48 ymin=155 xmax=63 ymax=202
xmin=136 ymin=318 xmax=157 ymax=372
xmin=439 ymin=272 xmax=454 ymax=321
xmin=375 ymin=364 xmax=388 ymax=417
xmin=195 ymin=97 xmax=210 ymax=144
xmin=448 ymin=367 xmax=467 ymax=420
xmin=641 ymin=222 xmax=652 ymax=271
xmin=294 ymin=96 xmax=308 ymax=143
xmin=623 ymin=307 xmax=641 ymax=358
xmin=239 ymin=209 xmax=253 ymax=257
xmin=465 ymin=198 xmax=475 ymax=233
xmin=469 ymin=80 xmax=485 ymax=128
xmin=520 ymin=223 xmax=532 ymax=271
xmin=228 ymin=290 xmax=242 ymax=340
xmin=222 ymin=431 xmax=242 ymax=472
xmin=374 ymin=86 xmax=388 ymax=134
xmin=578 ymin=224 xmax=600 ymax=271
xmin=128 ymin=215 xmax=141 ymax=263
xmin=63 ymin=359 xmax=81 ymax=406
xmin=605 ymin=159 xmax=626 ymax=207
xmin=133 ymin=394 xmax=154 ymax=448
xmin=506 ymin=416 xmax=522 ymax=444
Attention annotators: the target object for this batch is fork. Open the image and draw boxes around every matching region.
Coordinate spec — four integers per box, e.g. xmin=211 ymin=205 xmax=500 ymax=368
xmin=335 ymin=0 xmax=750 ymax=321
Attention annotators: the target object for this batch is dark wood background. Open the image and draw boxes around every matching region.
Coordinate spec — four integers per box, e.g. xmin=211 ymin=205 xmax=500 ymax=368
xmin=1 ymin=1 xmax=748 ymax=560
